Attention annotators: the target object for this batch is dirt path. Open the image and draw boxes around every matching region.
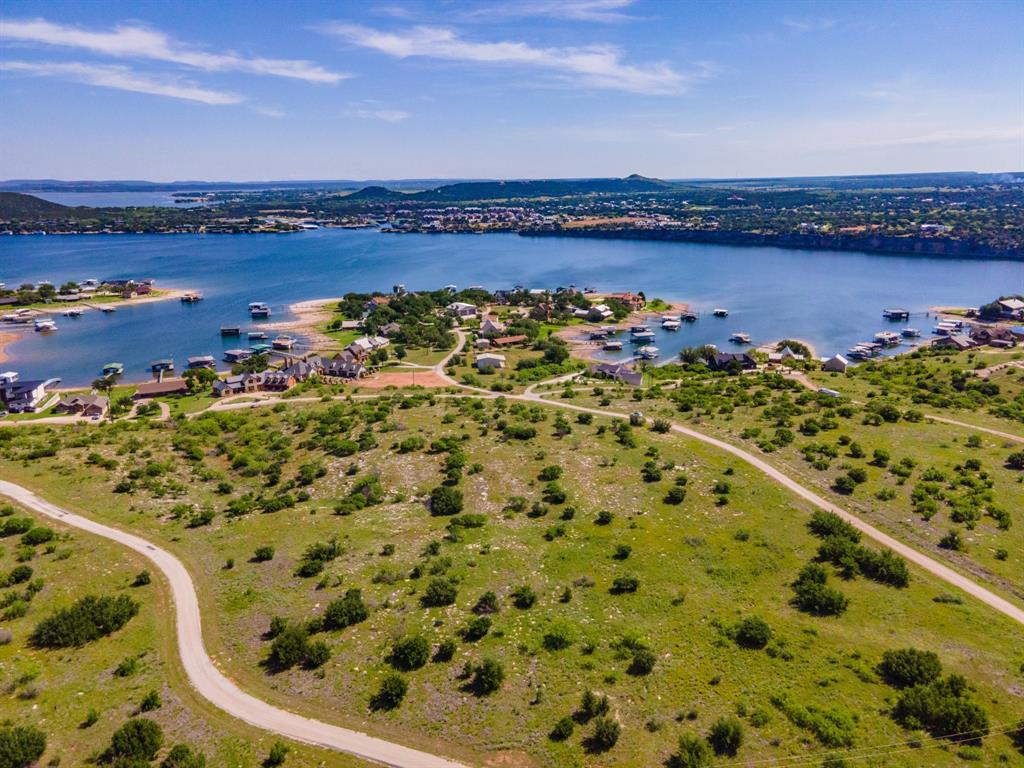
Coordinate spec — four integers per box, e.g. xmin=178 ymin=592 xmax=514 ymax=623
xmin=0 ymin=479 xmax=469 ymax=768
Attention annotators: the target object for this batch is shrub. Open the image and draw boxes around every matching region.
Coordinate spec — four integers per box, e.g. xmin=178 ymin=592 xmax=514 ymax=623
xmin=323 ymin=589 xmax=369 ymax=630
xmin=5 ymin=565 xmax=33 ymax=585
xmin=879 ymin=648 xmax=943 ymax=688
xmin=107 ymin=718 xmax=163 ymax=762
xmin=808 ymin=510 xmax=860 ymax=542
xmin=472 ymin=657 xmax=505 ymax=695
xmin=139 ymin=689 xmax=161 ymax=712
xmin=462 ymin=616 xmax=492 ymax=641
xmin=595 ymin=510 xmax=614 ymax=525
xmin=472 ymin=590 xmax=499 ymax=615
xmin=391 ymin=635 xmax=430 ymax=670
xmin=160 ymin=744 xmax=206 ymax=768
xmin=610 ymin=574 xmax=640 ymax=594
xmin=589 ymin=716 xmax=621 ymax=752
xmin=0 ymin=725 xmax=46 ymax=768
xmin=630 ymin=647 xmax=657 ymax=675
xmin=511 ymin=584 xmax=537 ymax=609
xmin=429 ymin=485 xmax=464 ymax=516
xmin=791 ymin=563 xmax=848 ymax=616
xmin=21 ymin=527 xmax=55 ymax=547
xmin=664 ymin=486 xmax=687 ymax=504
xmin=31 ymin=594 xmax=139 ymax=647
xmin=549 ymin=716 xmax=575 ymax=741
xmin=372 ymin=673 xmax=408 ymax=710
xmin=770 ymin=693 xmax=856 ymax=747
xmin=542 ymin=622 xmax=575 ymax=651
xmin=613 ymin=543 xmax=632 ymax=560
xmin=434 ymin=638 xmax=457 ymax=662
xmin=735 ymin=616 xmax=772 ymax=649
xmin=538 ymin=465 xmax=562 ymax=481
xmin=707 ymin=716 xmax=743 ymax=756
xmin=939 ymin=528 xmax=966 ymax=551
xmin=674 ymin=733 xmax=713 ymax=768
xmin=579 ymin=689 xmax=610 ymax=721
xmin=268 ymin=625 xmax=309 ymax=670
xmin=892 ymin=675 xmax=989 ymax=740
xmin=131 ymin=570 xmax=151 ymax=587
xmin=265 ymin=741 xmax=289 ymax=767
xmin=422 ymin=577 xmax=458 ymax=607
xmin=305 ymin=640 xmax=331 ymax=669
xmin=253 ymin=546 xmax=275 ymax=562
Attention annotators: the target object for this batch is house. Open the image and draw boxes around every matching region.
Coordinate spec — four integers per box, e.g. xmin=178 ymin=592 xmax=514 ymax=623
xmin=475 ymin=338 xmax=492 ymax=350
xmin=346 ymin=336 xmax=390 ymax=360
xmin=476 ymin=353 xmax=507 ymax=370
xmin=492 ymin=335 xmax=528 ymax=347
xmin=768 ymin=346 xmax=806 ymax=364
xmin=338 ymin=319 xmax=362 ymax=331
xmin=998 ymin=298 xmax=1024 ymax=318
xmin=212 ymin=372 xmax=264 ymax=398
xmin=0 ymin=372 xmax=60 ymax=412
xmin=933 ymin=334 xmax=976 ymax=351
xmin=325 ymin=352 xmax=367 ymax=379
xmin=970 ymin=326 xmax=1016 ymax=348
xmin=479 ymin=317 xmax=506 ymax=337
xmin=587 ymin=304 xmax=614 ymax=321
xmin=707 ymin=352 xmax=756 ymax=371
xmin=822 ymin=354 xmax=849 ymax=373
xmin=591 ymin=362 xmax=643 ymax=386
xmin=261 ymin=370 xmax=297 ymax=392
xmin=134 ymin=380 xmax=189 ymax=399
xmin=606 ymin=293 xmax=646 ymax=311
xmin=187 ymin=355 xmax=216 ymax=369
xmin=363 ymin=296 xmax=391 ymax=312
xmin=223 ymin=349 xmax=252 ymax=363
xmin=447 ymin=301 xmax=478 ymax=318
xmin=280 ymin=357 xmax=323 ymax=381
xmin=379 ymin=322 xmax=402 ymax=337
xmin=54 ymin=394 xmax=108 ymax=417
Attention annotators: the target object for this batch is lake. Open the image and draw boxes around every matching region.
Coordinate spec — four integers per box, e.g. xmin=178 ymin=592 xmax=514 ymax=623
xmin=1 ymin=229 xmax=1020 ymax=387
xmin=27 ymin=191 xmax=212 ymax=208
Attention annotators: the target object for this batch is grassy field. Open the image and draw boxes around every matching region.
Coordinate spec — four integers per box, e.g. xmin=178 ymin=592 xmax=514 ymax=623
xmin=0 ymin=501 xmax=370 ymax=767
xmin=1 ymin=394 xmax=1022 ymax=767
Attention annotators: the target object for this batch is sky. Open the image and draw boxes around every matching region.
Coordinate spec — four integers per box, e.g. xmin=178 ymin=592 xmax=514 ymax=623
xmin=1 ymin=0 xmax=1022 ymax=181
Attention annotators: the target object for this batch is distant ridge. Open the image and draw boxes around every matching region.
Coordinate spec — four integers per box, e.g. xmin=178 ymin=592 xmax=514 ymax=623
xmin=0 ymin=192 xmax=70 ymax=217
xmin=409 ymin=174 xmax=672 ymax=202
xmin=343 ymin=186 xmax=410 ymax=201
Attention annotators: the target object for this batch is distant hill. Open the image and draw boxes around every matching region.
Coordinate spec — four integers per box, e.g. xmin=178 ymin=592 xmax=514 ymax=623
xmin=0 ymin=192 xmax=70 ymax=217
xmin=342 ymin=186 xmax=410 ymax=201
xmin=412 ymin=174 xmax=673 ymax=202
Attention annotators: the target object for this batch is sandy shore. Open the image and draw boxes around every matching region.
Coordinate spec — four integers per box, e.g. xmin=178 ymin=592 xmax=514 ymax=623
xmin=0 ymin=330 xmax=27 ymax=364
xmin=8 ymin=288 xmax=195 ymax=317
xmin=263 ymin=297 xmax=342 ymax=347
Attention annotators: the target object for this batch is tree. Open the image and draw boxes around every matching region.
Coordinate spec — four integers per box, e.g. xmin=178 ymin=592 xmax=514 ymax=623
xmin=549 ymin=716 xmax=574 ymax=741
xmin=472 ymin=657 xmax=504 ymax=694
xmin=472 ymin=590 xmax=499 ymax=615
xmin=422 ymin=577 xmax=458 ymax=607
xmin=372 ymin=673 xmax=408 ymax=710
xmin=1005 ymin=450 xmax=1024 ymax=470
xmin=264 ymin=741 xmax=289 ymax=767
xmin=629 ymin=647 xmax=657 ymax=675
xmin=31 ymin=594 xmax=139 ymax=647
xmin=511 ymin=584 xmax=537 ymax=609
xmin=391 ymin=635 xmax=430 ymax=670
xmin=0 ymin=725 xmax=46 ymax=768
xmin=139 ymin=689 xmax=161 ymax=712
xmin=305 ymin=640 xmax=331 ymax=668
xmin=107 ymin=718 xmax=164 ymax=762
xmin=938 ymin=528 xmax=966 ymax=552
xmin=268 ymin=625 xmax=309 ymax=670
xmin=253 ymin=546 xmax=275 ymax=562
xmin=707 ymin=717 xmax=743 ymax=756
xmin=673 ymin=733 xmax=713 ymax=768
xmin=323 ymin=589 xmax=369 ymax=630
xmin=610 ymin=574 xmax=640 ymax=594
xmin=160 ymin=744 xmax=206 ymax=768
xmin=429 ymin=485 xmax=464 ymax=516
xmin=589 ymin=717 xmax=621 ymax=752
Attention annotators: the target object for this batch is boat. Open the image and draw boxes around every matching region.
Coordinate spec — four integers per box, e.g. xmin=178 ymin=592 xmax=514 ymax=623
xmin=220 ymin=325 xmax=241 ymax=336
xmin=249 ymin=301 xmax=272 ymax=318
xmin=629 ymin=325 xmax=652 ymax=334
xmin=589 ymin=330 xmax=609 ymax=341
xmin=712 ymin=308 xmax=729 ymax=317
xmin=661 ymin=316 xmax=681 ymax=330
xmin=637 ymin=345 xmax=660 ymax=359
xmin=729 ymin=332 xmax=751 ymax=344
xmin=248 ymin=330 xmax=269 ymax=340
xmin=100 ymin=306 xmax=116 ymax=314
xmin=223 ymin=349 xmax=252 ymax=363
xmin=600 ymin=325 xmax=621 ymax=334
xmin=883 ymin=308 xmax=911 ymax=321
xmin=272 ymin=335 xmax=296 ymax=350
xmin=62 ymin=308 xmax=84 ymax=317
xmin=901 ymin=328 xmax=921 ymax=338
xmin=101 ymin=362 xmax=124 ymax=377
xmin=873 ymin=331 xmax=901 ymax=346
xmin=848 ymin=342 xmax=882 ymax=358
xmin=603 ymin=340 xmax=624 ymax=351
xmin=249 ymin=343 xmax=273 ymax=354
xmin=187 ymin=355 xmax=216 ymax=369
xmin=630 ymin=330 xmax=656 ymax=343
xmin=181 ymin=292 xmax=204 ymax=303
xmin=34 ymin=318 xmax=58 ymax=332
xmin=150 ymin=359 xmax=174 ymax=373
xmin=681 ymin=312 xmax=698 ymax=322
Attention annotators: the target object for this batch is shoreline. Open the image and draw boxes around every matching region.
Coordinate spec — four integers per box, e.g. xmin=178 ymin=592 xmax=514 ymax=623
xmin=4 ymin=287 xmax=195 ymax=316
xmin=554 ymin=300 xmax=691 ymax=365
xmin=263 ymin=297 xmax=342 ymax=348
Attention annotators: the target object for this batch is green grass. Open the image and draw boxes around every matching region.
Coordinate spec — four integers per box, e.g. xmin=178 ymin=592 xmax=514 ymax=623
xmin=1 ymin=397 xmax=1022 ymax=767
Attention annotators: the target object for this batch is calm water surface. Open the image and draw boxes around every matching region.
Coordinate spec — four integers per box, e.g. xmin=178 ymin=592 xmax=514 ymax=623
xmin=0 ymin=229 xmax=1020 ymax=386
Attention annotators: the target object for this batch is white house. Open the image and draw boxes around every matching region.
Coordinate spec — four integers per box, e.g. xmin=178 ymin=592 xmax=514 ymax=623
xmin=587 ymin=304 xmax=614 ymax=321
xmin=447 ymin=301 xmax=478 ymax=318
xmin=822 ymin=354 xmax=849 ymax=373
xmin=769 ymin=346 xmax=806 ymax=364
xmin=0 ymin=371 xmax=60 ymax=413
xmin=998 ymin=298 xmax=1024 ymax=317
xmin=479 ymin=317 xmax=506 ymax=337
xmin=475 ymin=353 xmax=507 ymax=370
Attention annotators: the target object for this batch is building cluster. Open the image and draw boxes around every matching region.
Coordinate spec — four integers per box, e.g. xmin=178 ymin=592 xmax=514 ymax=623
xmin=386 ymin=206 xmax=550 ymax=233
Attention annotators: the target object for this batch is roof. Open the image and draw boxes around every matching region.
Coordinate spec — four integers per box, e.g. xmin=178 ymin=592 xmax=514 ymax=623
xmin=477 ymin=353 xmax=506 ymax=361
xmin=57 ymin=394 xmax=108 ymax=410
xmin=493 ymin=335 xmax=528 ymax=345
xmin=591 ymin=362 xmax=643 ymax=386
xmin=827 ymin=354 xmax=849 ymax=364
xmin=998 ymin=298 xmax=1024 ymax=310
xmin=135 ymin=380 xmax=188 ymax=397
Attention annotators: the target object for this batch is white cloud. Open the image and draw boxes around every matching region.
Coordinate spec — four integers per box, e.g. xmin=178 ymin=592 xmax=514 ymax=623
xmin=656 ymin=128 xmax=706 ymax=139
xmin=783 ymin=18 xmax=836 ymax=33
xmin=1 ymin=60 xmax=244 ymax=104
xmin=462 ymin=0 xmax=639 ymax=23
xmin=1 ymin=17 xmax=347 ymax=84
xmin=252 ymin=106 xmax=286 ymax=118
xmin=323 ymin=23 xmax=699 ymax=95
xmin=346 ymin=105 xmax=410 ymax=122
xmin=855 ymin=127 xmax=1023 ymax=148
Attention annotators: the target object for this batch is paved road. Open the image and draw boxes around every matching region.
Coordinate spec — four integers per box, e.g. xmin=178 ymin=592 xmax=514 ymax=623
xmin=0 ymin=480 xmax=469 ymax=768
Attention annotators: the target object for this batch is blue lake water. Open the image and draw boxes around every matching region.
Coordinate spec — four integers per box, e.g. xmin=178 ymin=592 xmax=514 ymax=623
xmin=27 ymin=191 xmax=209 ymax=208
xmin=0 ymin=229 xmax=1021 ymax=386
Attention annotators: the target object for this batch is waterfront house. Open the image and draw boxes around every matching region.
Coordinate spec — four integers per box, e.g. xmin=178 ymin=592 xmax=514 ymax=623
xmin=261 ymin=370 xmax=297 ymax=392
xmin=479 ymin=317 xmax=507 ymax=337
xmin=134 ymin=380 xmax=189 ymax=399
xmin=54 ymin=394 xmax=108 ymax=418
xmin=998 ymin=298 xmax=1024 ymax=318
xmin=280 ymin=357 xmax=323 ymax=381
xmin=0 ymin=371 xmax=60 ymax=412
xmin=447 ymin=301 xmax=478 ymax=318
xmin=346 ymin=335 xmax=390 ymax=360
xmin=707 ymin=352 xmax=756 ymax=372
xmin=822 ymin=354 xmax=849 ymax=373
xmin=591 ymin=362 xmax=643 ymax=386
xmin=933 ymin=334 xmax=976 ymax=351
xmin=476 ymin=353 xmax=507 ymax=370
xmin=212 ymin=372 xmax=264 ymax=397
xmin=223 ymin=349 xmax=252 ymax=364
xmin=492 ymin=335 xmax=528 ymax=347
xmin=587 ymin=304 xmax=615 ymax=321
xmin=970 ymin=326 xmax=1017 ymax=347
xmin=768 ymin=346 xmax=805 ymax=364
xmin=325 ymin=352 xmax=367 ymax=379
xmin=606 ymin=293 xmax=646 ymax=311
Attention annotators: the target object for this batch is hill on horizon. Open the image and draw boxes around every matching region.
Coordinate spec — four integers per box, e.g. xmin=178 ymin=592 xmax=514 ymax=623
xmin=0 ymin=192 xmax=71 ymax=218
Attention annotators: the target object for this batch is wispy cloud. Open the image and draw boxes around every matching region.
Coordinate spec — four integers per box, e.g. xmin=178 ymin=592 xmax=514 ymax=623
xmin=1 ymin=60 xmax=244 ymax=104
xmin=856 ymin=127 xmax=1023 ymax=148
xmin=656 ymin=128 xmax=706 ymax=139
xmin=783 ymin=18 xmax=836 ymax=33
xmin=323 ymin=23 xmax=703 ymax=95
xmin=461 ymin=0 xmax=639 ymax=23
xmin=252 ymin=105 xmax=286 ymax=118
xmin=346 ymin=104 xmax=410 ymax=122
xmin=1 ymin=17 xmax=347 ymax=84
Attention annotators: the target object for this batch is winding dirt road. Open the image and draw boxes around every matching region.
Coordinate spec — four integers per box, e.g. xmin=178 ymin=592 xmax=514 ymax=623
xmin=0 ymin=479 xmax=468 ymax=768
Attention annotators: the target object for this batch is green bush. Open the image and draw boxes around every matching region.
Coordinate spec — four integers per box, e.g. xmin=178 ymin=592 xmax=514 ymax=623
xmin=21 ymin=527 xmax=55 ymax=547
xmin=268 ymin=625 xmax=309 ymax=670
xmin=305 ymin=640 xmax=331 ymax=668
xmin=610 ymin=574 xmax=640 ymax=594
xmin=323 ymin=589 xmax=369 ymax=630
xmin=422 ymin=577 xmax=458 ymax=607
xmin=734 ymin=616 xmax=772 ymax=649
xmin=139 ymin=689 xmax=161 ymax=712
xmin=131 ymin=570 xmax=151 ymax=587
xmin=0 ymin=725 xmax=47 ymax=768
xmin=372 ymin=673 xmax=408 ymax=710
xmin=462 ymin=616 xmax=492 ymax=641
xmin=160 ymin=744 xmax=206 ymax=768
xmin=673 ymin=733 xmax=712 ymax=768
xmin=472 ymin=590 xmax=499 ymax=615
xmin=511 ymin=584 xmax=537 ymax=609
xmin=472 ymin=657 xmax=504 ymax=694
xmin=879 ymin=648 xmax=943 ymax=688
xmin=549 ymin=716 xmax=574 ymax=741
xmin=892 ymin=675 xmax=989 ymax=740
xmin=391 ymin=635 xmax=431 ymax=670
xmin=429 ymin=485 xmax=464 ymax=516
xmin=707 ymin=716 xmax=743 ymax=756
xmin=253 ymin=546 xmax=275 ymax=562
xmin=107 ymin=718 xmax=163 ymax=762
xmin=588 ymin=716 xmax=620 ymax=752
xmin=264 ymin=741 xmax=289 ymax=767
xmin=790 ymin=563 xmax=848 ymax=616
xmin=31 ymin=594 xmax=139 ymax=647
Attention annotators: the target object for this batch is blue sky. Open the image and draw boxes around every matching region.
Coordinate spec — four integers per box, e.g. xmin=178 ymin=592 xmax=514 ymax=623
xmin=1 ymin=0 xmax=1021 ymax=181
